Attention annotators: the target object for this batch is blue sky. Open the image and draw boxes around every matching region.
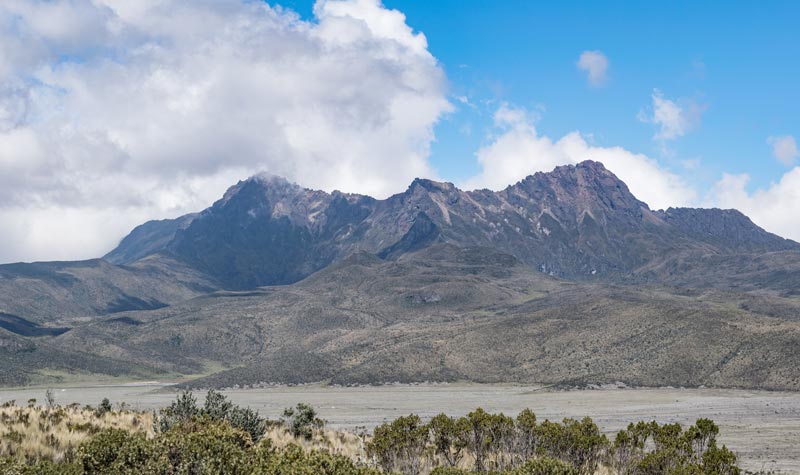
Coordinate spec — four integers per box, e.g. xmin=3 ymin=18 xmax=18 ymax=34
xmin=397 ymin=1 xmax=799 ymax=191
xmin=0 ymin=0 xmax=798 ymax=262
xmin=287 ymin=0 xmax=799 ymax=190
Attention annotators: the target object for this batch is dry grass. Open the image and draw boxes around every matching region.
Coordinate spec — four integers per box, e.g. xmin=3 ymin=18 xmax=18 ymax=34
xmin=0 ymin=402 xmax=367 ymax=465
xmin=0 ymin=405 xmax=615 ymax=474
xmin=264 ymin=425 xmax=370 ymax=464
xmin=0 ymin=403 xmax=153 ymax=462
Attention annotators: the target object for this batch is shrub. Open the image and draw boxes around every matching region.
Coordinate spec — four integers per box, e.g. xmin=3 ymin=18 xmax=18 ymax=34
xmin=156 ymin=391 xmax=199 ymax=433
xmin=612 ymin=419 xmax=741 ymax=475
xmin=253 ymin=443 xmax=381 ymax=475
xmin=516 ymin=408 xmax=539 ymax=463
xmin=537 ymin=417 xmax=607 ymax=475
xmin=282 ymin=402 xmax=324 ymax=440
xmin=94 ymin=398 xmax=112 ymax=418
xmin=156 ymin=390 xmax=267 ymax=442
xmin=429 ymin=413 xmax=469 ymax=468
xmin=44 ymin=389 xmax=56 ymax=409
xmin=0 ymin=457 xmax=81 ymax=475
xmin=77 ymin=428 xmax=162 ymax=475
xmin=367 ymin=414 xmax=429 ymax=475
xmin=509 ymin=457 xmax=580 ymax=475
xmin=430 ymin=467 xmax=472 ymax=475
xmin=158 ymin=419 xmax=255 ymax=474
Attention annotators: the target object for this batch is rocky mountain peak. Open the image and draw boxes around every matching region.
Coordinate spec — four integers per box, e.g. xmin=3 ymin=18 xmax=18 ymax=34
xmin=105 ymin=160 xmax=798 ymax=289
xmin=408 ymin=177 xmax=457 ymax=193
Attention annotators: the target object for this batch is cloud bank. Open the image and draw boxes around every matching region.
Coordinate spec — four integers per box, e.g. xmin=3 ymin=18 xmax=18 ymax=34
xmin=708 ymin=168 xmax=800 ymax=242
xmin=0 ymin=0 xmax=451 ymax=262
xmin=462 ymin=104 xmax=696 ymax=211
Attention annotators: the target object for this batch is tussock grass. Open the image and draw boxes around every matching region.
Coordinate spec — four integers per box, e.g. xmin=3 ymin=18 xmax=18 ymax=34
xmin=265 ymin=425 xmax=370 ymax=464
xmin=0 ymin=403 xmax=153 ymax=462
xmin=0 ymin=402 xmax=366 ymax=465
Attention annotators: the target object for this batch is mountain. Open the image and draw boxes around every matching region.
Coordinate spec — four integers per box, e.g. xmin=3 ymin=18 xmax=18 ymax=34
xmin=0 ymin=254 xmax=217 ymax=324
xmin=107 ymin=161 xmax=798 ymax=291
xmin=2 ymin=160 xmax=800 ymax=388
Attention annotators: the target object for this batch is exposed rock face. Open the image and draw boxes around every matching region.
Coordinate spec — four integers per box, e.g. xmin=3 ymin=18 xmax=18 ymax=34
xmin=106 ymin=161 xmax=799 ymax=289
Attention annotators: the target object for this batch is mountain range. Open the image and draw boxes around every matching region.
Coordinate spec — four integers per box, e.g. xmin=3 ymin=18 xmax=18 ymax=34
xmin=1 ymin=160 xmax=799 ymax=389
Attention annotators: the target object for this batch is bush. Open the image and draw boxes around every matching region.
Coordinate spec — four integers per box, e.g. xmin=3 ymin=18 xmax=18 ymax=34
xmin=156 ymin=389 xmax=267 ymax=442
xmin=155 ymin=391 xmax=199 ymax=433
xmin=430 ymin=467 xmax=472 ymax=475
xmin=429 ymin=413 xmax=469 ymax=468
xmin=510 ymin=457 xmax=580 ymax=475
xmin=282 ymin=402 xmax=324 ymax=440
xmin=253 ymin=443 xmax=381 ymax=475
xmin=367 ymin=414 xmax=429 ymax=475
xmin=94 ymin=398 xmax=113 ymax=418
xmin=537 ymin=417 xmax=607 ymax=475
xmin=0 ymin=458 xmax=81 ymax=475
xmin=159 ymin=419 xmax=255 ymax=474
xmin=611 ymin=419 xmax=740 ymax=475
xmin=77 ymin=428 xmax=162 ymax=475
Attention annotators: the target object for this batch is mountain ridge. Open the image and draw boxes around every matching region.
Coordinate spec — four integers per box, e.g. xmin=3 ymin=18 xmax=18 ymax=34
xmin=104 ymin=160 xmax=799 ymax=290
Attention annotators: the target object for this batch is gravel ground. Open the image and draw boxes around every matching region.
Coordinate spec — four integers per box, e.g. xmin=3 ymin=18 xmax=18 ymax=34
xmin=1 ymin=383 xmax=797 ymax=473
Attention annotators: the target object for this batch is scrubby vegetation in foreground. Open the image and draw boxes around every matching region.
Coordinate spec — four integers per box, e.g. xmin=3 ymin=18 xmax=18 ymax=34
xmin=0 ymin=390 xmax=744 ymax=474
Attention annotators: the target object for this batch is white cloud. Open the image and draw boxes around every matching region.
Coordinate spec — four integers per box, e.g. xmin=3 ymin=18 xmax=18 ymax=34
xmin=768 ymin=135 xmax=798 ymax=166
xmin=576 ymin=50 xmax=608 ymax=87
xmin=463 ymin=104 xmax=696 ymax=210
xmin=707 ymin=168 xmax=800 ymax=242
xmin=639 ymin=89 xmax=704 ymax=142
xmin=0 ymin=0 xmax=452 ymax=263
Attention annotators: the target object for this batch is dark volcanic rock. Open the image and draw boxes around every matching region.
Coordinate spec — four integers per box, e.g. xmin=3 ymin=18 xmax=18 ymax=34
xmin=106 ymin=160 xmax=800 ymax=290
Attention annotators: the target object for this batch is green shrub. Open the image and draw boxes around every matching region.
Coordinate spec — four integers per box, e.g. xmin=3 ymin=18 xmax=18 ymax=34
xmin=0 ymin=457 xmax=82 ymax=475
xmin=94 ymin=398 xmax=112 ymax=418
xmin=155 ymin=391 xmax=199 ymax=433
xmin=156 ymin=390 xmax=267 ymax=442
xmin=537 ymin=417 xmax=607 ymax=475
xmin=430 ymin=467 xmax=471 ymax=475
xmin=158 ymin=419 xmax=255 ymax=475
xmin=282 ymin=402 xmax=324 ymax=440
xmin=253 ymin=443 xmax=381 ymax=475
xmin=509 ymin=457 xmax=580 ymax=475
xmin=429 ymin=413 xmax=469 ymax=468
xmin=367 ymin=414 xmax=429 ymax=475
xmin=77 ymin=428 xmax=162 ymax=475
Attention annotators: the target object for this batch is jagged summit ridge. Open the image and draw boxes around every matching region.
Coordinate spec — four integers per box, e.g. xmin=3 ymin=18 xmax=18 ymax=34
xmin=106 ymin=160 xmax=799 ymax=290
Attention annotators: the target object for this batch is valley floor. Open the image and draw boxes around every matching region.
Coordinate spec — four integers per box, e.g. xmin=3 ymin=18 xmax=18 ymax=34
xmin=0 ymin=383 xmax=798 ymax=473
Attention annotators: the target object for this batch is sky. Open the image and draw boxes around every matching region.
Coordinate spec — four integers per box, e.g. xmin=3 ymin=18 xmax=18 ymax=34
xmin=0 ymin=0 xmax=798 ymax=263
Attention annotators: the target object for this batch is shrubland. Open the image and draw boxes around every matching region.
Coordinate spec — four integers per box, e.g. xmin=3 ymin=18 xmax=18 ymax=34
xmin=0 ymin=390 xmax=746 ymax=475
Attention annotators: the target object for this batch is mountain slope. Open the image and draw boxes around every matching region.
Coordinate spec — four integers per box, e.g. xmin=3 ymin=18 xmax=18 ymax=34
xmin=50 ymin=245 xmax=800 ymax=390
xmin=104 ymin=214 xmax=197 ymax=265
xmin=0 ymin=254 xmax=218 ymax=325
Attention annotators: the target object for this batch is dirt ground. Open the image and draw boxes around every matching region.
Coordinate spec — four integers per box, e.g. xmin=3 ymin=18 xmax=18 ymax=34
xmin=1 ymin=383 xmax=797 ymax=473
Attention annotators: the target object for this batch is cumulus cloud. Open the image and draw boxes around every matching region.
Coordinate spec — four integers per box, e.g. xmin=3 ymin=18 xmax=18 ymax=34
xmin=768 ymin=135 xmax=798 ymax=166
xmin=639 ymin=89 xmax=704 ymax=142
xmin=576 ymin=50 xmax=609 ymax=86
xmin=707 ymin=168 xmax=800 ymax=242
xmin=462 ymin=103 xmax=696 ymax=210
xmin=0 ymin=0 xmax=452 ymax=263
